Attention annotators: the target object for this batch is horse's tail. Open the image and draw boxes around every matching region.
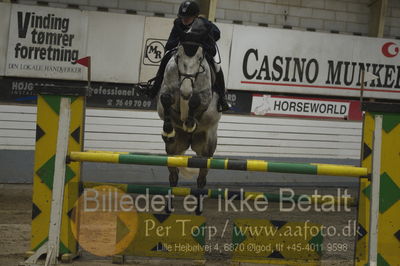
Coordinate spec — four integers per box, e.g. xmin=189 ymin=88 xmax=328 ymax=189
xmin=178 ymin=167 xmax=200 ymax=180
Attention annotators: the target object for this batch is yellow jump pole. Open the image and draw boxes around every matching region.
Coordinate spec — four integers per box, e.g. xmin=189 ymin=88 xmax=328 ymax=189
xmin=68 ymin=151 xmax=367 ymax=177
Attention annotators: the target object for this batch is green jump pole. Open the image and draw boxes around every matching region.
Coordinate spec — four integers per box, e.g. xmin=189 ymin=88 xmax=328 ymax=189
xmin=69 ymin=152 xmax=367 ymax=177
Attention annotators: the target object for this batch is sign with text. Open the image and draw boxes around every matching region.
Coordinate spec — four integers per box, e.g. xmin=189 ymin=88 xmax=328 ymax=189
xmin=251 ymin=94 xmax=362 ymax=120
xmin=139 ymin=17 xmax=234 ymax=86
xmin=0 ymin=77 xmax=251 ymax=114
xmin=228 ymin=25 xmax=400 ymax=100
xmin=5 ymin=4 xmax=87 ymax=80
xmin=0 ymin=3 xmax=11 ymax=76
xmin=0 ymin=77 xmax=156 ymax=110
xmin=139 ymin=17 xmax=173 ymax=82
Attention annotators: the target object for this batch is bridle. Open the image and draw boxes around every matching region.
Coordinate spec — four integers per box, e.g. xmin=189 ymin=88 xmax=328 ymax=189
xmin=175 ymin=42 xmax=206 ymax=89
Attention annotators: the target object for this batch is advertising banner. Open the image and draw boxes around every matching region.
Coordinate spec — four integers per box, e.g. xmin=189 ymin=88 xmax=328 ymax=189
xmin=139 ymin=17 xmax=233 ymax=85
xmin=140 ymin=17 xmax=174 ymax=82
xmin=215 ymin=22 xmax=233 ymax=85
xmin=0 ymin=77 xmax=155 ymax=110
xmin=0 ymin=3 xmax=11 ymax=76
xmin=0 ymin=77 xmax=253 ymax=114
xmin=5 ymin=4 xmax=87 ymax=80
xmin=228 ymin=25 xmax=400 ymax=100
xmin=251 ymin=94 xmax=362 ymax=120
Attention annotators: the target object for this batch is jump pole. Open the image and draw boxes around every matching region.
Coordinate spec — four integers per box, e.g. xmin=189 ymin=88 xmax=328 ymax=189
xmin=68 ymin=152 xmax=368 ymax=177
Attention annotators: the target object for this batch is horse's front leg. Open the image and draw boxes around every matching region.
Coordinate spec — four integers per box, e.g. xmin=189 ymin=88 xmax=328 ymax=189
xmin=165 ymin=166 xmax=179 ymax=214
xmin=160 ymin=93 xmax=175 ymax=143
xmin=183 ymin=94 xmax=201 ymax=133
xmin=195 ymin=146 xmax=215 ymax=215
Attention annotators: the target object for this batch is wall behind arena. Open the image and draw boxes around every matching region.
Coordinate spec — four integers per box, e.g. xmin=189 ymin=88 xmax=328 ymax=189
xmin=7 ymin=0 xmax=400 ymax=39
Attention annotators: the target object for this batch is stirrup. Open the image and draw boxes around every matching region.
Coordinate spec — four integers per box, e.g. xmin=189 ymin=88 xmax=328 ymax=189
xmin=136 ymin=82 xmax=150 ymax=96
xmin=136 ymin=78 xmax=157 ymax=98
xmin=147 ymin=77 xmax=156 ymax=86
xmin=218 ymin=99 xmax=230 ymax=112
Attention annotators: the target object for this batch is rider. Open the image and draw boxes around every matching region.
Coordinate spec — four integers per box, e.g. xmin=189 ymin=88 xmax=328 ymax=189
xmin=144 ymin=0 xmax=230 ymax=112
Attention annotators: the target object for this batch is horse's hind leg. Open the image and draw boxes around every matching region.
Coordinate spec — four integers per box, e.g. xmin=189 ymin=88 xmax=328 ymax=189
xmin=192 ymin=131 xmax=218 ymax=189
xmin=191 ymin=132 xmax=216 ymax=215
xmin=165 ymin=166 xmax=178 ymax=214
xmin=197 ymin=168 xmax=209 ymax=189
xmin=165 ymin=129 xmax=190 ymax=187
xmin=164 ymin=130 xmax=190 ymax=213
xmin=160 ymin=93 xmax=175 ymax=142
xmin=168 ymin=167 xmax=179 ymax=187
xmin=193 ymin=134 xmax=216 ymax=215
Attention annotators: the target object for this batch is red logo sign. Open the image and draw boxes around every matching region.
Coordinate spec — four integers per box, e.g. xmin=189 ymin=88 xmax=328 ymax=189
xmin=381 ymin=42 xmax=399 ymax=57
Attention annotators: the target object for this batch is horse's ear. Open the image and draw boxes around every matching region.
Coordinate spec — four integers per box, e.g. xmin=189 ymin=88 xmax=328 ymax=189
xmin=177 ymin=45 xmax=185 ymax=58
xmin=177 ymin=45 xmax=183 ymax=54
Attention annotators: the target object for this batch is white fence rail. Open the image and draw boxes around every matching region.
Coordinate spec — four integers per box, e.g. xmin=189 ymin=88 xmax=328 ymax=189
xmin=0 ymin=105 xmax=362 ymax=159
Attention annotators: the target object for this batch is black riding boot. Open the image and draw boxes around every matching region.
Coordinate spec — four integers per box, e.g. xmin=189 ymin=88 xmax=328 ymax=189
xmin=215 ymin=70 xmax=230 ymax=112
xmin=146 ymin=51 xmax=174 ymax=99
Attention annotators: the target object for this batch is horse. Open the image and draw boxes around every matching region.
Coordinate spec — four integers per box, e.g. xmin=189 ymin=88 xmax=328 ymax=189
xmin=156 ymin=41 xmax=221 ymax=190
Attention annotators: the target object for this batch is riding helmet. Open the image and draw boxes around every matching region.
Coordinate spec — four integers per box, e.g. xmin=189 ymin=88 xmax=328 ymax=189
xmin=178 ymin=1 xmax=200 ymax=18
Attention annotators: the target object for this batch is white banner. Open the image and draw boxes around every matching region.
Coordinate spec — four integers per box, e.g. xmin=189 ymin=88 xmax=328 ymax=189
xmin=139 ymin=17 xmax=174 ymax=82
xmin=5 ymin=4 xmax=87 ymax=80
xmin=139 ymin=17 xmax=233 ymax=85
xmin=228 ymin=25 xmax=400 ymax=100
xmin=251 ymin=94 xmax=358 ymax=119
xmin=0 ymin=3 xmax=11 ymax=76
xmin=86 ymin=11 xmax=144 ymax=83
xmin=215 ymin=22 xmax=233 ymax=86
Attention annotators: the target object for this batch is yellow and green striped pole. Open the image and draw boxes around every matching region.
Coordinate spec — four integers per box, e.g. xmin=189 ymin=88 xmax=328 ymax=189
xmin=69 ymin=152 xmax=367 ymax=177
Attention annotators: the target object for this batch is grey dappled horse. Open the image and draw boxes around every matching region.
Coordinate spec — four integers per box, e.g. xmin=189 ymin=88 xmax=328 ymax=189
xmin=157 ymin=43 xmax=221 ymax=189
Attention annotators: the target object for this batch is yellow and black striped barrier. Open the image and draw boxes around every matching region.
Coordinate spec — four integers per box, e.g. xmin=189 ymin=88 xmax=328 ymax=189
xmin=69 ymin=151 xmax=367 ymax=177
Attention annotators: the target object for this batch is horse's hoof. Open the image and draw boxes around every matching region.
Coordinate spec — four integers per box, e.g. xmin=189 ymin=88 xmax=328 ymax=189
xmin=162 ymin=129 xmax=175 ymax=143
xmin=162 ymin=135 xmax=175 ymax=143
xmin=162 ymin=123 xmax=175 ymax=136
xmin=183 ymin=122 xmax=196 ymax=133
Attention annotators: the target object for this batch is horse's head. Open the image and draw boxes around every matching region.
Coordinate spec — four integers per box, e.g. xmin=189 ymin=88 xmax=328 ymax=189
xmin=176 ymin=42 xmax=205 ymax=100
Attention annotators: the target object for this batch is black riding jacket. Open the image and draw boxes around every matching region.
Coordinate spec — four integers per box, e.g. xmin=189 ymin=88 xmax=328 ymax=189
xmin=165 ymin=17 xmax=220 ymax=57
